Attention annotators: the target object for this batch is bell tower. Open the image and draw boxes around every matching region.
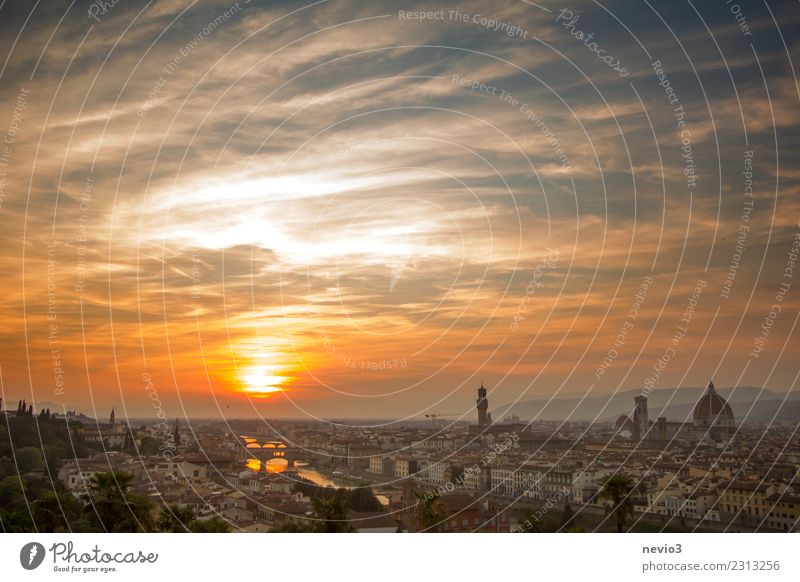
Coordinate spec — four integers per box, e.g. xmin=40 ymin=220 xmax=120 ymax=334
xmin=633 ymin=395 xmax=648 ymax=440
xmin=476 ymin=383 xmax=491 ymax=427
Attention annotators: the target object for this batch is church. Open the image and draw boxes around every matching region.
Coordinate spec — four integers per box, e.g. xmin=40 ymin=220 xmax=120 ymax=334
xmin=615 ymin=381 xmax=736 ymax=443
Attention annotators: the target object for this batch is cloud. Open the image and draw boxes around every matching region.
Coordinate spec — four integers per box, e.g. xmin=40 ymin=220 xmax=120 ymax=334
xmin=0 ymin=0 xmax=797 ymax=418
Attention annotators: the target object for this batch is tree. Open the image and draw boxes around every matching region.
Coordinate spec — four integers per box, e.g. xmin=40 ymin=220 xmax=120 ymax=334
xmin=269 ymin=519 xmax=314 ymax=532
xmin=190 ymin=516 xmax=231 ymax=532
xmin=84 ymin=471 xmax=153 ymax=532
xmin=413 ymin=490 xmax=449 ymax=533
xmin=348 ymin=487 xmax=383 ymax=512
xmin=157 ymin=504 xmax=195 ymax=532
xmin=31 ymin=489 xmax=81 ymax=532
xmin=599 ymin=475 xmax=644 ymax=533
xmin=310 ymin=494 xmax=354 ymax=533
xmin=559 ymin=502 xmax=576 ymax=530
xmin=516 ymin=507 xmax=544 ymax=533
xmin=138 ymin=437 xmax=160 ymax=456
xmin=15 ymin=447 xmax=44 ymax=474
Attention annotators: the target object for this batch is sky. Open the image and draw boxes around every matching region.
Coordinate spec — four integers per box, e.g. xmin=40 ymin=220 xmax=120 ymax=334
xmin=0 ymin=0 xmax=798 ymax=421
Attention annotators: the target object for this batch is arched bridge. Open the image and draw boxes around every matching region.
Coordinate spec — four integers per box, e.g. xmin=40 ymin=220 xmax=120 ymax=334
xmin=239 ymin=435 xmax=304 ymax=471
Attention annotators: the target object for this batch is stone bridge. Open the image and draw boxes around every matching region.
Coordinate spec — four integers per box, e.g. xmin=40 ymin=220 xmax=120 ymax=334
xmin=239 ymin=435 xmax=304 ymax=471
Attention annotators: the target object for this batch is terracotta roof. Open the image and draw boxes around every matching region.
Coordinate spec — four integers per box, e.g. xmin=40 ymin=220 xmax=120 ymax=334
xmin=439 ymin=493 xmax=479 ymax=512
xmin=693 ymin=381 xmax=734 ymax=422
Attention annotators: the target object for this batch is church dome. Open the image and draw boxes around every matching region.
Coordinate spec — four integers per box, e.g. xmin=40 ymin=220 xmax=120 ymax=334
xmin=693 ymin=381 xmax=733 ymax=425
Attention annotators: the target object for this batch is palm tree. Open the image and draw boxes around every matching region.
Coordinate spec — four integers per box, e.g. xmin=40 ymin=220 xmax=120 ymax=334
xmin=311 ymin=494 xmax=353 ymax=533
xmin=599 ymin=475 xmax=644 ymax=533
xmin=189 ymin=516 xmax=231 ymax=532
xmin=31 ymin=490 xmax=81 ymax=532
xmin=157 ymin=504 xmax=195 ymax=532
xmin=84 ymin=471 xmax=153 ymax=532
xmin=413 ymin=491 xmax=449 ymax=533
xmin=115 ymin=495 xmax=155 ymax=532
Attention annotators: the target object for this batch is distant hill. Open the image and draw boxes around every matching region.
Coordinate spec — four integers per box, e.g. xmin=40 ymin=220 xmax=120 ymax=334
xmin=493 ymin=386 xmax=800 ymax=424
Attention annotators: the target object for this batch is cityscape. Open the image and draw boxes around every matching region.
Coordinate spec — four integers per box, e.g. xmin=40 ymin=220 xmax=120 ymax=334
xmin=0 ymin=0 xmax=798 ymax=549
xmin=2 ymin=378 xmax=798 ymax=533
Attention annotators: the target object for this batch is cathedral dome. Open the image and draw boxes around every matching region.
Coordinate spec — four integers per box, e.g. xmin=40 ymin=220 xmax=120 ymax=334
xmin=693 ymin=381 xmax=734 ymax=426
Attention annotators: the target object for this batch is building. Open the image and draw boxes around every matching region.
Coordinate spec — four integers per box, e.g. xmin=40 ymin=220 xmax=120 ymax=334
xmin=618 ymin=381 xmax=736 ymax=444
xmin=633 ymin=395 xmax=648 ymax=440
xmin=765 ymin=492 xmax=800 ymax=532
xmin=693 ymin=381 xmax=735 ymax=441
xmin=476 ymin=383 xmax=492 ymax=428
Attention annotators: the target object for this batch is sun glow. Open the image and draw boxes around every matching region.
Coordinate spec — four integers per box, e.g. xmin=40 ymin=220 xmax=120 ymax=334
xmin=240 ymin=364 xmax=290 ymax=396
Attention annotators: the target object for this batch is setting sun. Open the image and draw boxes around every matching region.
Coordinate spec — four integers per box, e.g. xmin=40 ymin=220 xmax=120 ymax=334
xmin=240 ymin=364 xmax=290 ymax=396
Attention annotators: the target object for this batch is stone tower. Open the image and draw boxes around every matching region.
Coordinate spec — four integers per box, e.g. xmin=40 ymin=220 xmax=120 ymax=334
xmin=476 ymin=383 xmax=491 ymax=427
xmin=633 ymin=395 xmax=648 ymax=440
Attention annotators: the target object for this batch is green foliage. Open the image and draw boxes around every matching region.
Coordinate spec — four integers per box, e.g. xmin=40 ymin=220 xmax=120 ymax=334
xmin=310 ymin=494 xmax=354 ymax=533
xmin=189 ymin=516 xmax=232 ymax=533
xmin=347 ymin=486 xmax=383 ymax=512
xmin=0 ymin=413 xmax=89 ymax=475
xmin=599 ymin=475 xmax=645 ymax=533
xmin=15 ymin=447 xmax=44 ymax=473
xmin=293 ymin=480 xmax=383 ymax=512
xmin=84 ymin=471 xmax=154 ymax=532
xmin=138 ymin=436 xmax=160 ymax=456
xmin=413 ymin=490 xmax=449 ymax=532
xmin=269 ymin=519 xmax=314 ymax=532
xmin=516 ymin=507 xmax=544 ymax=533
xmin=31 ymin=489 xmax=83 ymax=532
xmin=157 ymin=504 xmax=195 ymax=532
xmin=559 ymin=502 xmax=578 ymax=531
xmin=157 ymin=504 xmax=231 ymax=533
xmin=0 ymin=474 xmax=82 ymax=532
